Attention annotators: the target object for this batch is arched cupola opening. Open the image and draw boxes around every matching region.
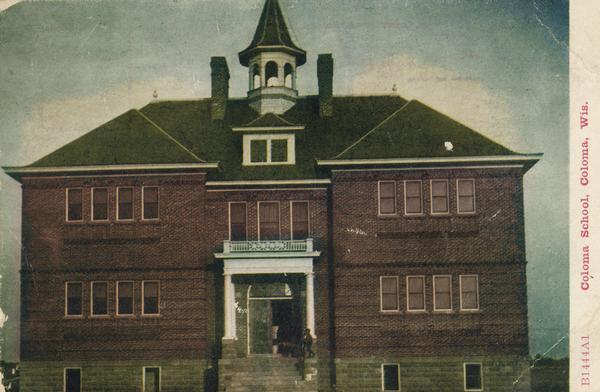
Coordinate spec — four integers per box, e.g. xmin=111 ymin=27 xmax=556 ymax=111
xmin=265 ymin=61 xmax=279 ymax=87
xmin=284 ymin=63 xmax=294 ymax=89
xmin=251 ymin=64 xmax=261 ymax=90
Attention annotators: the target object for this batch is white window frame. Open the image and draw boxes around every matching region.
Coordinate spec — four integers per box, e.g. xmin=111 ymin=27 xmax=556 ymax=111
xmin=116 ymin=187 xmax=135 ymax=222
xmin=379 ymin=276 xmax=400 ymax=313
xmin=430 ymin=179 xmax=450 ymax=215
xmin=116 ymin=280 xmax=135 ymax=317
xmin=64 ymin=367 xmax=82 ymax=392
xmin=381 ymin=363 xmax=401 ymax=391
xmin=290 ymin=200 xmax=310 ymax=240
xmin=228 ymin=201 xmax=248 ymax=241
xmin=406 ymin=275 xmax=426 ymax=312
xmin=463 ymin=362 xmax=484 ymax=391
xmin=257 ymin=201 xmax=281 ymax=241
xmin=142 ymin=186 xmax=160 ymax=221
xmin=378 ymin=181 xmax=397 ymax=216
xmin=65 ymin=188 xmax=84 ymax=222
xmin=457 ymin=179 xmax=477 ymax=214
xmin=91 ymin=187 xmax=109 ymax=222
xmin=142 ymin=366 xmax=162 ymax=392
xmin=403 ymin=180 xmax=423 ymax=216
xmin=243 ymin=133 xmax=296 ymax=166
xmin=65 ymin=281 xmax=84 ymax=318
xmin=433 ymin=275 xmax=453 ymax=312
xmin=90 ymin=281 xmax=109 ymax=317
xmin=142 ymin=280 xmax=161 ymax=316
xmin=460 ymin=275 xmax=480 ymax=312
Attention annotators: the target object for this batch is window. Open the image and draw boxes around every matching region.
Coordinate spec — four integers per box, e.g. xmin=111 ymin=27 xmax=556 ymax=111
xmin=91 ymin=282 xmax=108 ymax=316
xmin=406 ymin=276 xmax=425 ymax=311
xmin=229 ymin=202 xmax=247 ymax=241
xmin=143 ymin=281 xmax=160 ymax=315
xmin=378 ymin=181 xmax=397 ymax=215
xmin=64 ymin=368 xmax=81 ymax=392
xmin=291 ymin=201 xmax=309 ymax=240
xmin=382 ymin=364 xmax=400 ymax=391
xmin=91 ymin=188 xmax=108 ymax=221
xmin=404 ymin=181 xmax=423 ymax=215
xmin=433 ymin=276 xmax=452 ymax=311
xmin=243 ymin=134 xmax=295 ymax=165
xmin=380 ymin=276 xmax=399 ymax=312
xmin=430 ymin=180 xmax=449 ymax=214
xmin=65 ymin=282 xmax=83 ymax=317
xmin=143 ymin=367 xmax=161 ymax=392
xmin=464 ymin=363 xmax=483 ymax=391
xmin=457 ymin=179 xmax=476 ymax=214
xmin=143 ymin=187 xmax=159 ymax=220
xmin=66 ymin=188 xmax=83 ymax=222
xmin=117 ymin=187 xmax=134 ymax=221
xmin=259 ymin=202 xmax=280 ymax=240
xmin=460 ymin=275 xmax=479 ymax=311
xmin=117 ymin=281 xmax=134 ymax=316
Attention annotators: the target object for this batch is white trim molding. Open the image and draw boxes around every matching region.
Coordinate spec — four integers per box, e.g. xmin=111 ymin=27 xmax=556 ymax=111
xmin=207 ymin=179 xmax=331 ymax=187
xmin=403 ymin=180 xmax=424 ymax=216
xmin=232 ymin=125 xmax=305 ymax=132
xmin=463 ymin=362 xmax=484 ymax=391
xmin=381 ymin=363 xmax=401 ymax=391
xmin=317 ymin=153 xmax=543 ymax=167
xmin=3 ymin=162 xmax=219 ymax=176
xmin=142 ymin=366 xmax=162 ymax=392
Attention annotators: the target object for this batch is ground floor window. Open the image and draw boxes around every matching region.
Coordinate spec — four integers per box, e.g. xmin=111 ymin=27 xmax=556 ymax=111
xmin=382 ymin=364 xmax=400 ymax=391
xmin=64 ymin=368 xmax=81 ymax=392
xmin=464 ymin=363 xmax=483 ymax=391
xmin=143 ymin=367 xmax=161 ymax=392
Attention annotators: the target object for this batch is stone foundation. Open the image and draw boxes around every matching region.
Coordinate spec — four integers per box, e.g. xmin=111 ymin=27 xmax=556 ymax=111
xmin=334 ymin=356 xmax=530 ymax=392
xmin=20 ymin=359 xmax=211 ymax=392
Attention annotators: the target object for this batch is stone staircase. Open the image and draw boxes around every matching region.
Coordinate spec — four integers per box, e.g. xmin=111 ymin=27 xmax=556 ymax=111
xmin=219 ymin=356 xmax=318 ymax=392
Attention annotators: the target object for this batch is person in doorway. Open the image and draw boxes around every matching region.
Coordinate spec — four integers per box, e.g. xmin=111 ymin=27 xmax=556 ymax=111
xmin=301 ymin=328 xmax=314 ymax=358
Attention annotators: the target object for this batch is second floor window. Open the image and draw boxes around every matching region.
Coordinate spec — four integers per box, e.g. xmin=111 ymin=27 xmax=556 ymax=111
xmin=65 ymin=282 xmax=83 ymax=316
xmin=404 ymin=180 xmax=423 ymax=214
xmin=117 ymin=187 xmax=134 ymax=221
xmin=291 ymin=201 xmax=309 ymax=239
xmin=378 ymin=181 xmax=397 ymax=215
xmin=91 ymin=282 xmax=108 ymax=316
xmin=457 ymin=179 xmax=476 ymax=213
xmin=143 ymin=187 xmax=159 ymax=220
xmin=92 ymin=188 xmax=108 ymax=221
xmin=259 ymin=202 xmax=280 ymax=240
xmin=230 ymin=203 xmax=247 ymax=241
xmin=67 ymin=188 xmax=83 ymax=222
xmin=431 ymin=180 xmax=449 ymax=214
xmin=117 ymin=281 xmax=134 ymax=316
xmin=143 ymin=281 xmax=160 ymax=315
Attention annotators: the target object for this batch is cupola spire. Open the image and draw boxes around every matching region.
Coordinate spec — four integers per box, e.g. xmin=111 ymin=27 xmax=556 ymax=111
xmin=239 ymin=0 xmax=306 ymax=67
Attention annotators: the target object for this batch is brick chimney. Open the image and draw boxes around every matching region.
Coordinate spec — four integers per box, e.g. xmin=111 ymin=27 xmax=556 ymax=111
xmin=211 ymin=57 xmax=230 ymax=120
xmin=317 ymin=54 xmax=334 ymax=117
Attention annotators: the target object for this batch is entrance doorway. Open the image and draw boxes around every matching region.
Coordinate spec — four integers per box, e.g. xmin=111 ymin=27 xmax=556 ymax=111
xmin=248 ymin=299 xmax=302 ymax=356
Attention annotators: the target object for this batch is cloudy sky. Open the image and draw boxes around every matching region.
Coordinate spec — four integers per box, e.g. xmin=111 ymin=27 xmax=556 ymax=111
xmin=0 ymin=0 xmax=569 ymax=360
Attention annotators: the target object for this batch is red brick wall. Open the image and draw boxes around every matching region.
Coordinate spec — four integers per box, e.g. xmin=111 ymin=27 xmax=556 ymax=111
xmin=20 ymin=173 xmax=210 ymax=361
xmin=330 ymin=168 xmax=529 ymax=357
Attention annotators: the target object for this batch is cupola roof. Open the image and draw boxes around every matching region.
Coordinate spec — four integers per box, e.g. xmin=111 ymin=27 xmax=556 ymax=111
xmin=239 ymin=0 xmax=307 ymax=67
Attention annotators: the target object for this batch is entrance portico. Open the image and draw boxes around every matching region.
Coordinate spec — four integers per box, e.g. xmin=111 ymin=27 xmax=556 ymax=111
xmin=215 ymin=239 xmax=320 ymax=357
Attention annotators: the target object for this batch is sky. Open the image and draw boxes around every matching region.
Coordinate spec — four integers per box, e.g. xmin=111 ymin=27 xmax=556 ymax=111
xmin=0 ymin=0 xmax=569 ymax=360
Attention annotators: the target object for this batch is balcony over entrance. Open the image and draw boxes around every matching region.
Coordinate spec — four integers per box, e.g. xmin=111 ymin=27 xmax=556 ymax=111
xmin=218 ymin=238 xmax=318 ymax=258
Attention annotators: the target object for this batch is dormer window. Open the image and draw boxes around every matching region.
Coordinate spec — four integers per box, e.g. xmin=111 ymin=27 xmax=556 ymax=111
xmin=243 ymin=134 xmax=295 ymax=166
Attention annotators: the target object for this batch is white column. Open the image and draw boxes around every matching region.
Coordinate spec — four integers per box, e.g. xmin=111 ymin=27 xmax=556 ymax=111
xmin=230 ymin=277 xmax=237 ymax=338
xmin=223 ymin=273 xmax=234 ymax=339
xmin=306 ymin=272 xmax=316 ymax=338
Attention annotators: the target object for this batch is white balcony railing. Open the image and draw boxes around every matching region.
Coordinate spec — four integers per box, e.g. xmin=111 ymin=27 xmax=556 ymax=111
xmin=222 ymin=238 xmax=314 ymax=254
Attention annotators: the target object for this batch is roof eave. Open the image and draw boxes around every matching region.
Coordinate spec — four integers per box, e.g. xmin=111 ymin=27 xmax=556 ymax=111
xmin=316 ymin=154 xmax=543 ymax=173
xmin=2 ymin=162 xmax=221 ymax=182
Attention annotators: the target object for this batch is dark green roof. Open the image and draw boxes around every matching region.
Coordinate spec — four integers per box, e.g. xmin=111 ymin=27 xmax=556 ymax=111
xmin=10 ymin=94 xmax=534 ymax=181
xmin=239 ymin=0 xmax=306 ymax=66
xmin=335 ymin=100 xmax=515 ymax=160
xmin=29 ymin=109 xmax=202 ymax=168
xmin=242 ymin=112 xmax=300 ymax=128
